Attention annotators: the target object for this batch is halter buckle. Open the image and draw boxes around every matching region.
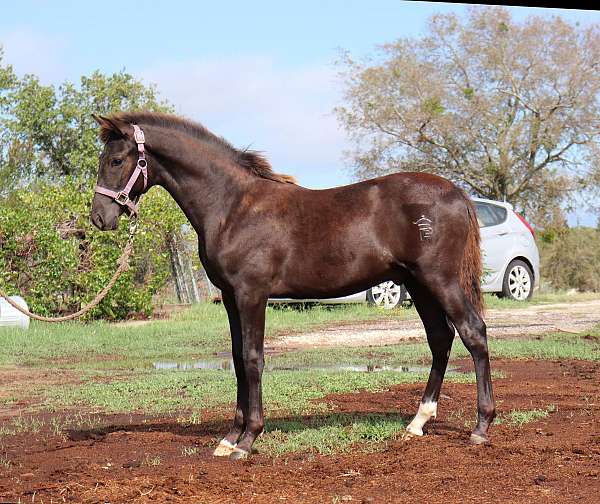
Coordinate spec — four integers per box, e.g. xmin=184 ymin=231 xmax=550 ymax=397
xmin=115 ymin=191 xmax=130 ymax=205
xmin=133 ymin=126 xmax=145 ymax=144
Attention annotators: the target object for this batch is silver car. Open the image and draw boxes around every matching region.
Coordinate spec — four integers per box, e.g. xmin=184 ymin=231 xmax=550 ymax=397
xmin=269 ymin=197 xmax=540 ymax=308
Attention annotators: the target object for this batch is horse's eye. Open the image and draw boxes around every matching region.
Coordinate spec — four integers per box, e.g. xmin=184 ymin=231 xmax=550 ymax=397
xmin=111 ymin=159 xmax=123 ymax=167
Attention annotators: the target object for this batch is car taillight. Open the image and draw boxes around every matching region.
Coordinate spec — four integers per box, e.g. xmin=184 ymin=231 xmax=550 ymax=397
xmin=515 ymin=212 xmax=535 ymax=238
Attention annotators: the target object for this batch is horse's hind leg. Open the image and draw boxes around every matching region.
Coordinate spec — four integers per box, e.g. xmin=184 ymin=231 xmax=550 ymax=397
xmin=415 ymin=274 xmax=496 ymax=443
xmin=403 ymin=279 xmax=455 ymax=437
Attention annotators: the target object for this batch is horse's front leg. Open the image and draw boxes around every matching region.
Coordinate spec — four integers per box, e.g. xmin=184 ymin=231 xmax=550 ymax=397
xmin=229 ymin=290 xmax=268 ymax=460
xmin=213 ymin=292 xmax=247 ymax=457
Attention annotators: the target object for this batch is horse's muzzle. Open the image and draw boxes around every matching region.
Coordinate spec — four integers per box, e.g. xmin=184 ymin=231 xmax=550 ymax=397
xmin=91 ymin=211 xmax=118 ymax=231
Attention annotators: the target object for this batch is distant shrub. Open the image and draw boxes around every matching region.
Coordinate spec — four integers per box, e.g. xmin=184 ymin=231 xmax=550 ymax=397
xmin=538 ymin=227 xmax=600 ymax=292
xmin=0 ymin=180 xmax=186 ymax=320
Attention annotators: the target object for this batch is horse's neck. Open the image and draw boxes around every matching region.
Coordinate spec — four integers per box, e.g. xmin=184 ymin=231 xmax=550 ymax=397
xmin=147 ymin=128 xmax=246 ymax=233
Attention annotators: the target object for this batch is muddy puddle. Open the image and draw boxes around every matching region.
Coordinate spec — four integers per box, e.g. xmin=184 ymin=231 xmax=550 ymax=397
xmin=152 ymin=358 xmax=447 ymax=374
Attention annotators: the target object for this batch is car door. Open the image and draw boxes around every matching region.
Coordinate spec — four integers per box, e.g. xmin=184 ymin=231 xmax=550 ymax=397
xmin=475 ymin=202 xmax=512 ymax=291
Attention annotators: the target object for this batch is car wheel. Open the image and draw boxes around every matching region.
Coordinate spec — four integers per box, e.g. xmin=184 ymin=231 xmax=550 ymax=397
xmin=501 ymin=260 xmax=533 ymax=301
xmin=367 ymin=281 xmax=406 ymax=309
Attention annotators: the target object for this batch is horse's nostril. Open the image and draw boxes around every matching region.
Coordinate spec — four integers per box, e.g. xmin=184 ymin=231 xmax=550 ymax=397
xmin=92 ymin=212 xmax=104 ymax=229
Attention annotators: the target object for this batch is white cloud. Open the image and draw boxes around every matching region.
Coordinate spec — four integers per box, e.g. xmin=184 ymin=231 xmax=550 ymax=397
xmin=140 ymin=56 xmax=351 ymax=188
xmin=0 ymin=27 xmax=67 ymax=83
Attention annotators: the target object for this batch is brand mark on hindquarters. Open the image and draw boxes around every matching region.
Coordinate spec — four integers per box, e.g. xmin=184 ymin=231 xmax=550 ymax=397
xmin=413 ymin=215 xmax=433 ymax=241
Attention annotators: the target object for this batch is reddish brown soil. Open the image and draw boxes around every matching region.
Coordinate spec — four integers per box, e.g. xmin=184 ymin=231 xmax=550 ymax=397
xmin=0 ymin=359 xmax=598 ymax=503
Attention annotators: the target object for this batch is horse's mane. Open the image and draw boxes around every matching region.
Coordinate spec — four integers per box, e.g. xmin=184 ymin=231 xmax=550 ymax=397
xmin=99 ymin=111 xmax=297 ymax=185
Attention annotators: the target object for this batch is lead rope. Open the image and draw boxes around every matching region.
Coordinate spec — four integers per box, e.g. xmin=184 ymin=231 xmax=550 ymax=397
xmin=0 ymin=218 xmax=138 ymax=323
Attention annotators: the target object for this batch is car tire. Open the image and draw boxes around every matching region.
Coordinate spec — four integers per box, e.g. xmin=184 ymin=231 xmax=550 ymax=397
xmin=367 ymin=281 xmax=407 ymax=309
xmin=500 ymin=260 xmax=534 ymax=301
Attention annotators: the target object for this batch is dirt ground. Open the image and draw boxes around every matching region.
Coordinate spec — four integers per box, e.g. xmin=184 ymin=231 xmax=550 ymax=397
xmin=0 ymin=358 xmax=597 ymax=503
xmin=273 ymin=299 xmax=600 ymax=349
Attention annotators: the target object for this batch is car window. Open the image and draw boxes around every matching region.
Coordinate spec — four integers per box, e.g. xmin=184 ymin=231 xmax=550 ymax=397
xmin=475 ymin=202 xmax=507 ymax=227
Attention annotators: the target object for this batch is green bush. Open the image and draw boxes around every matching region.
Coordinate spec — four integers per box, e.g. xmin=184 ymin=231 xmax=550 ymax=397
xmin=539 ymin=227 xmax=600 ymax=292
xmin=0 ymin=180 xmax=186 ymax=320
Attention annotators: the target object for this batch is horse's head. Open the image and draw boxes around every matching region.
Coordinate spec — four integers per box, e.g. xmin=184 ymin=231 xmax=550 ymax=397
xmin=90 ymin=115 xmax=147 ymax=230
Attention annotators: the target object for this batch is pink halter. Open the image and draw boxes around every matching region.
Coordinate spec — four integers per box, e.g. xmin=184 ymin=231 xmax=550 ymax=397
xmin=95 ymin=124 xmax=148 ymax=216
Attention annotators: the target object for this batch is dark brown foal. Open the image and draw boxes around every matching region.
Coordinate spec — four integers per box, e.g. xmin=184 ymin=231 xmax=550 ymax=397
xmin=90 ymin=111 xmax=495 ymax=459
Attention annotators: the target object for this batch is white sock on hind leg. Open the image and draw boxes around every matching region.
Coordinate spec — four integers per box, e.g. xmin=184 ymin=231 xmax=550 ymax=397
xmin=213 ymin=439 xmax=237 ymax=457
xmin=406 ymin=401 xmax=437 ymax=436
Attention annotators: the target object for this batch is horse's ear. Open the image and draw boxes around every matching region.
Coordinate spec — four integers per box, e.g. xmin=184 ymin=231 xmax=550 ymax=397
xmin=92 ymin=114 xmax=132 ymax=142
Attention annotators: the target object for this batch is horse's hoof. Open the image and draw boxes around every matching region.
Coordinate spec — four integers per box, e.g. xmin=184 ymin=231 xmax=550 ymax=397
xmin=229 ymin=447 xmax=250 ymax=460
xmin=404 ymin=425 xmax=424 ymax=438
xmin=401 ymin=429 xmax=422 ymax=441
xmin=213 ymin=439 xmax=237 ymax=457
xmin=470 ymin=433 xmax=489 ymax=445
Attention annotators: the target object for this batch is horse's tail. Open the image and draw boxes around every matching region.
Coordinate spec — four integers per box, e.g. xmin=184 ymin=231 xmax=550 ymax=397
xmin=459 ymin=194 xmax=484 ymax=317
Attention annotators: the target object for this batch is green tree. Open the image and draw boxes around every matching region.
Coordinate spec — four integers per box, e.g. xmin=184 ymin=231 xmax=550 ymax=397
xmin=538 ymin=227 xmax=600 ymax=291
xmin=0 ymin=50 xmax=21 ymax=190
xmin=0 ymin=57 xmax=189 ymax=319
xmin=0 ymin=181 xmax=185 ymax=319
xmin=336 ymin=7 xmax=600 ymax=226
xmin=3 ymin=69 xmax=171 ymax=185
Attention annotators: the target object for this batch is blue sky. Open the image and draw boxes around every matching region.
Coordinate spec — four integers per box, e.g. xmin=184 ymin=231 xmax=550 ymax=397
xmin=1 ymin=1 xmax=598 ymax=223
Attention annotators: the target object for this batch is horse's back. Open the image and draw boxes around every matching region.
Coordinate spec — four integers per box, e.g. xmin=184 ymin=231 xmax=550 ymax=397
xmin=286 ymin=172 xmax=468 ymax=238
xmin=260 ymin=172 xmax=471 ymax=297
xmin=294 ymin=171 xmax=462 ymax=207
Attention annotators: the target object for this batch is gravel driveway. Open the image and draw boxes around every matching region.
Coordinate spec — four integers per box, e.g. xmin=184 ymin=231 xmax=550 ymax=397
xmin=272 ymin=299 xmax=600 ymax=349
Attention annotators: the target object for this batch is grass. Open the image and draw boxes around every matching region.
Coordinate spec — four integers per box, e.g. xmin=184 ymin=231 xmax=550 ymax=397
xmin=176 ymin=412 xmax=202 ymax=425
xmin=0 ymin=290 xmax=594 ymax=368
xmin=0 ymin=415 xmax=44 ymax=436
xmin=45 ymin=368 xmax=478 ymax=415
xmin=48 ymin=412 xmax=105 ymax=434
xmin=0 ymin=302 xmax=407 ymax=368
xmin=497 ymin=404 xmax=557 ymax=427
xmin=0 ymin=456 xmax=11 ymax=469
xmin=269 ymin=330 xmax=600 ymax=369
xmin=0 ymin=293 xmax=598 ymax=456
xmin=142 ymin=455 xmax=161 ymax=466
xmin=181 ymin=446 xmax=200 ymax=457
xmin=0 ymin=412 xmax=108 ymax=439
xmin=257 ymin=413 xmax=406 ymax=456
